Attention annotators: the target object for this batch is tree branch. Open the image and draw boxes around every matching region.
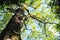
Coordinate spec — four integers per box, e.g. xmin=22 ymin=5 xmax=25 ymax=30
xmin=25 ymin=9 xmax=59 ymax=25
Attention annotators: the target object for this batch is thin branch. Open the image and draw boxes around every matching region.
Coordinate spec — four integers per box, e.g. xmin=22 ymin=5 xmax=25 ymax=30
xmin=45 ymin=22 xmax=58 ymax=24
xmin=44 ymin=23 xmax=47 ymax=37
xmin=30 ymin=15 xmax=44 ymax=23
xmin=23 ymin=20 xmax=38 ymax=32
xmin=22 ymin=3 xmax=40 ymax=9
xmin=24 ymin=26 xmax=37 ymax=32
xmin=25 ymin=9 xmax=59 ymax=25
xmin=23 ymin=21 xmax=27 ymax=29
xmin=30 ymin=14 xmax=59 ymax=25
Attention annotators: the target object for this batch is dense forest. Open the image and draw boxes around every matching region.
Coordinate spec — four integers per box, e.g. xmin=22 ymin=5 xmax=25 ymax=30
xmin=0 ymin=0 xmax=60 ymax=40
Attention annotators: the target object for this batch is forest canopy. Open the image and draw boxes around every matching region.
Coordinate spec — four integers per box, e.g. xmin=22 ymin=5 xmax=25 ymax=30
xmin=0 ymin=0 xmax=60 ymax=40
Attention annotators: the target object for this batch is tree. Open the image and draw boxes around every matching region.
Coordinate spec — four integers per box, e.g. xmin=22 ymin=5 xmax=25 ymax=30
xmin=0 ymin=8 xmax=25 ymax=40
xmin=0 ymin=0 xmax=60 ymax=40
xmin=48 ymin=0 xmax=60 ymax=40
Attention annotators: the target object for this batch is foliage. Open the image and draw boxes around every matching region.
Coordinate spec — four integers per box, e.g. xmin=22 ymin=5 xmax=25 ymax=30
xmin=0 ymin=0 xmax=60 ymax=40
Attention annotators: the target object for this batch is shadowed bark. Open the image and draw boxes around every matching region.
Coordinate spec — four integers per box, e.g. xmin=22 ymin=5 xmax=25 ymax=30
xmin=0 ymin=8 xmax=24 ymax=40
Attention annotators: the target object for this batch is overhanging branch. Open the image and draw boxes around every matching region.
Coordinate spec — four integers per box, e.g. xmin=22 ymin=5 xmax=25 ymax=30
xmin=25 ymin=9 xmax=59 ymax=25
